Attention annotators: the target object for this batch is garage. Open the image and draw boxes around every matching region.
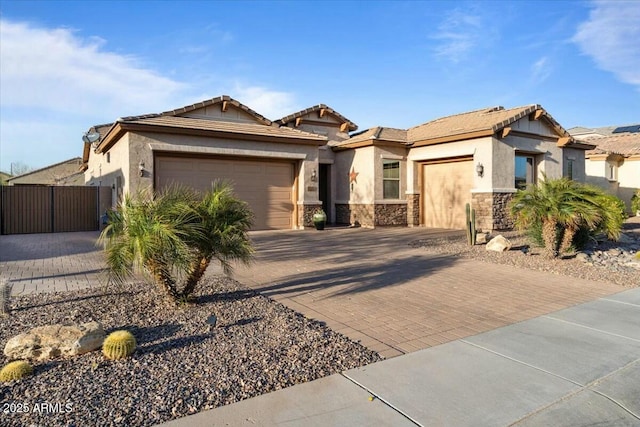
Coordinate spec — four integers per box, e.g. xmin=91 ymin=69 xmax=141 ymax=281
xmin=422 ymin=158 xmax=473 ymax=229
xmin=155 ymin=155 xmax=295 ymax=230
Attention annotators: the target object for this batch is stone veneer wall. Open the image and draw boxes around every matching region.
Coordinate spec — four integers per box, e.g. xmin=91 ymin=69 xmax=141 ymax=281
xmin=374 ymin=204 xmax=407 ymax=226
xmin=471 ymin=192 xmax=515 ymax=231
xmin=406 ymin=194 xmax=420 ymax=226
xmin=334 ymin=204 xmax=374 ymax=227
xmin=298 ymin=204 xmax=322 ymax=228
xmin=335 ymin=203 xmax=407 ymax=227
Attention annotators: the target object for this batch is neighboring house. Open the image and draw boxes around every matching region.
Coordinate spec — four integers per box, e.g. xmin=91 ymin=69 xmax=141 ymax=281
xmin=6 ymin=158 xmax=84 ymax=186
xmin=83 ymin=96 xmax=593 ymax=231
xmin=570 ymin=124 xmax=640 ymax=213
xmin=0 ymin=171 xmax=11 ymax=185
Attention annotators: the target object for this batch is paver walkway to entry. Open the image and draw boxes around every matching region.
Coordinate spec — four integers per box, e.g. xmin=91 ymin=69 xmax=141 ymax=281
xmin=229 ymin=227 xmax=624 ymax=359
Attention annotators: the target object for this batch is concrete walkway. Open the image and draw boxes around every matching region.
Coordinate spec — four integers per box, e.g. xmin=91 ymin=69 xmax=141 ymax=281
xmin=160 ymin=287 xmax=640 ymax=426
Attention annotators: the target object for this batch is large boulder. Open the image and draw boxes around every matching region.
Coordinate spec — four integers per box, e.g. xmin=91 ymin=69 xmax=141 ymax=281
xmin=4 ymin=321 xmax=105 ymax=361
xmin=486 ymin=235 xmax=512 ymax=252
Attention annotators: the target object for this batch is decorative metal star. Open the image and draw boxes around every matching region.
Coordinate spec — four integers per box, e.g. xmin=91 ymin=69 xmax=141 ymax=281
xmin=349 ymin=167 xmax=359 ymax=184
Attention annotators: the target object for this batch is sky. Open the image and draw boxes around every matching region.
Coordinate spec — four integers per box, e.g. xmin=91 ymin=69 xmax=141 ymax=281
xmin=1 ymin=0 xmax=639 ymax=173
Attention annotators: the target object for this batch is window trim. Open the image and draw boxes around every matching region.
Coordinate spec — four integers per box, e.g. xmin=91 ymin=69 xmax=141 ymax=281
xmin=382 ymin=159 xmax=401 ymax=200
xmin=515 ymin=155 xmax=535 ymax=190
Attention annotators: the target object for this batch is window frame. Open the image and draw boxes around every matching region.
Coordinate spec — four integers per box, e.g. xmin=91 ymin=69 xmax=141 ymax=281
xmin=515 ymin=155 xmax=535 ymax=190
xmin=382 ymin=159 xmax=401 ymax=200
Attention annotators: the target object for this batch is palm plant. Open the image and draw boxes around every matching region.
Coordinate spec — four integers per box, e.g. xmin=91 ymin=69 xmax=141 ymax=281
xmin=181 ymin=181 xmax=254 ymax=299
xmin=99 ymin=183 xmax=254 ymax=303
xmin=509 ymin=176 xmax=621 ymax=258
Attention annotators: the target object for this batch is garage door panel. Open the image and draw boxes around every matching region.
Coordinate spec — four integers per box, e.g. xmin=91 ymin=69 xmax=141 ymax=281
xmin=422 ymin=160 xmax=473 ymax=229
xmin=156 ymin=156 xmax=294 ymax=230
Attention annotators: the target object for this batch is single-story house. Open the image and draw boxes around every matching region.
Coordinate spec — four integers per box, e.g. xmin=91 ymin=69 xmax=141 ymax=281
xmin=6 ymin=157 xmax=85 ymax=186
xmin=83 ymin=96 xmax=593 ymax=231
xmin=570 ymin=124 xmax=640 ymax=213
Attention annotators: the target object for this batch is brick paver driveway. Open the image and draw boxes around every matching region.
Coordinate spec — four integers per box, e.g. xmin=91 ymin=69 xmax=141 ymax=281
xmin=230 ymin=227 xmax=624 ymax=359
xmin=1 ymin=228 xmax=625 ymax=360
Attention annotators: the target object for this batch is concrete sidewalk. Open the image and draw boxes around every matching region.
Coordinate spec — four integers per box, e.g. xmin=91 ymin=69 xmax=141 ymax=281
xmin=159 ymin=287 xmax=640 ymax=426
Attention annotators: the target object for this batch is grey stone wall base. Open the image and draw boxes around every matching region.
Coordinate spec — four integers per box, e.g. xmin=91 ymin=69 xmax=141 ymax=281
xmin=472 ymin=192 xmax=514 ymax=231
xmin=335 ymin=203 xmax=407 ymax=227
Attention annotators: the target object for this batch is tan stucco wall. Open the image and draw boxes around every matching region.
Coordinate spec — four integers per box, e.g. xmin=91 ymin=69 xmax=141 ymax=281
xmin=129 ymin=131 xmax=320 ymax=205
xmin=334 ymin=146 xmax=375 ymax=204
xmin=408 ymin=137 xmax=492 ymax=192
xmin=587 ymin=156 xmax=640 ymax=212
xmin=85 ymin=134 xmax=130 ymax=206
xmin=562 ymin=147 xmax=587 ymax=182
xmin=374 ymin=145 xmax=408 ymax=202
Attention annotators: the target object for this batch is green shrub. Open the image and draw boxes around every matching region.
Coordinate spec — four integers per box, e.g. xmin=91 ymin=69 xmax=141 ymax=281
xmin=632 ymin=190 xmax=640 ymax=214
xmin=0 ymin=360 xmax=33 ymax=382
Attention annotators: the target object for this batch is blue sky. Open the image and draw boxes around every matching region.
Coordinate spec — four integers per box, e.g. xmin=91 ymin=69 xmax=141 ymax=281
xmin=1 ymin=0 xmax=639 ymax=173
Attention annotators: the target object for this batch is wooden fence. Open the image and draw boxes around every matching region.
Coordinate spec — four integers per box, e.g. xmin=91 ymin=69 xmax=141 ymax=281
xmin=0 ymin=186 xmax=112 ymax=235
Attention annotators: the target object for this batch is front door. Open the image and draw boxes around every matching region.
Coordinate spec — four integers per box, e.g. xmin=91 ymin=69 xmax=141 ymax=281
xmin=319 ymin=163 xmax=330 ymax=223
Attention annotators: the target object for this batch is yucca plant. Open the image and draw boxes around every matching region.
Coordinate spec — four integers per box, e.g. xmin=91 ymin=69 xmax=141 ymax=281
xmin=99 ymin=182 xmax=254 ymax=303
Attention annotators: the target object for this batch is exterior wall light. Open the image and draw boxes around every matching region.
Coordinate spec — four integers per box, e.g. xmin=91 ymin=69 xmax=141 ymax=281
xmin=138 ymin=161 xmax=145 ymax=177
xmin=310 ymin=169 xmax=317 ymax=182
xmin=476 ymin=163 xmax=484 ymax=177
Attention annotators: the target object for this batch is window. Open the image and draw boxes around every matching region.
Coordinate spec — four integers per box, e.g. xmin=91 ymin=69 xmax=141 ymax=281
xmin=106 ymin=152 xmax=111 ymax=163
xmin=565 ymin=159 xmax=574 ymax=180
xmin=383 ymin=160 xmax=400 ymax=199
xmin=515 ymin=155 xmax=535 ymax=190
xmin=606 ymin=161 xmax=617 ymax=181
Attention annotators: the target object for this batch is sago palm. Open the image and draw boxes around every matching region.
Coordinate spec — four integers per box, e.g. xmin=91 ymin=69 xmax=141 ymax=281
xmin=99 ymin=187 xmax=201 ymax=301
xmin=181 ymin=181 xmax=254 ymax=299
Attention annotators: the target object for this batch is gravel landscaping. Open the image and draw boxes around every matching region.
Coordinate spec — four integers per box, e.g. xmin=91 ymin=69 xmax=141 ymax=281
xmin=410 ymin=221 xmax=640 ymax=288
xmin=0 ymin=277 xmax=380 ymax=427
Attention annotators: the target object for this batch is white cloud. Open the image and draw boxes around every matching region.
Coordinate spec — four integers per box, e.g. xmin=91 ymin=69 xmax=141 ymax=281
xmin=0 ymin=19 xmax=187 ymax=117
xmin=573 ymin=1 xmax=640 ymax=89
xmin=530 ymin=56 xmax=552 ymax=84
xmin=431 ymin=7 xmax=486 ymax=63
xmin=232 ymin=84 xmax=296 ymax=120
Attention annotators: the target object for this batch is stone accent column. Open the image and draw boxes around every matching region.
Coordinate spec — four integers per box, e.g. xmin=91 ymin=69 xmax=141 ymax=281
xmin=298 ymin=203 xmax=322 ymax=228
xmin=471 ymin=192 xmax=515 ymax=231
xmin=406 ymin=193 xmax=420 ymax=226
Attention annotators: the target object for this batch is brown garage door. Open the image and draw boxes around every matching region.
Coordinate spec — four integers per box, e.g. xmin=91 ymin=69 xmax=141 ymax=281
xmin=155 ymin=156 xmax=294 ymax=230
xmin=422 ymin=158 xmax=473 ymax=229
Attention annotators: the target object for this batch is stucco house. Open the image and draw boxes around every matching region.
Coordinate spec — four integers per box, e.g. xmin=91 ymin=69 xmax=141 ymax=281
xmin=6 ymin=157 xmax=84 ymax=186
xmin=83 ymin=96 xmax=593 ymax=231
xmin=570 ymin=124 xmax=640 ymax=213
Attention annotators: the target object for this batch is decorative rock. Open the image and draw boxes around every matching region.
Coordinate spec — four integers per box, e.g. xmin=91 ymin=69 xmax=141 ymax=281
xmin=475 ymin=232 xmax=490 ymax=244
xmin=486 ymin=235 xmax=512 ymax=252
xmin=4 ymin=321 xmax=105 ymax=361
xmin=575 ymin=252 xmax=591 ymax=262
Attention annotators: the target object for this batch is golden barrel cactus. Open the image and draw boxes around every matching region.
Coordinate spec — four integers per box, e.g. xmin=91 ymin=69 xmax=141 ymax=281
xmin=0 ymin=360 xmax=33 ymax=382
xmin=102 ymin=330 xmax=136 ymax=360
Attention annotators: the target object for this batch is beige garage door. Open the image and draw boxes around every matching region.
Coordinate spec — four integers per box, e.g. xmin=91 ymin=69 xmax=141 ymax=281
xmin=155 ymin=156 xmax=294 ymax=230
xmin=422 ymin=159 xmax=473 ymax=229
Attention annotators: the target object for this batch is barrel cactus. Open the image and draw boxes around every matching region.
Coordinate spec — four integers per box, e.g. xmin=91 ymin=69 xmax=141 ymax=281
xmin=102 ymin=330 xmax=136 ymax=360
xmin=0 ymin=360 xmax=33 ymax=382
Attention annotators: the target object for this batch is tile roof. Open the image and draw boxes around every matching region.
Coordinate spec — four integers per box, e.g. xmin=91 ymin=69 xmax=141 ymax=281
xmin=337 ymin=127 xmax=408 ymax=146
xmin=118 ymin=116 xmax=326 ymax=141
xmin=276 ymin=104 xmax=358 ymax=131
xmin=582 ymin=132 xmax=640 ymax=157
xmin=408 ymin=105 xmax=550 ymax=143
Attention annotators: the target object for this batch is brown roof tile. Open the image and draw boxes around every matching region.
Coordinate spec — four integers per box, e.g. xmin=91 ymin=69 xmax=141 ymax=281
xmin=120 ymin=116 xmax=326 ymax=141
xmin=583 ymin=133 xmax=640 ymax=157
xmin=276 ymin=104 xmax=357 ymax=131
xmin=338 ymin=127 xmax=408 ymax=146
xmin=408 ymin=105 xmax=548 ymax=143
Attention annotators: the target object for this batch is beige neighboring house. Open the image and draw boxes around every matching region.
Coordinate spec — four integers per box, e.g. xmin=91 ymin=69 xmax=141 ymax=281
xmin=570 ymin=125 xmax=640 ymax=213
xmin=0 ymin=171 xmax=12 ymax=184
xmin=6 ymin=157 xmax=84 ymax=186
xmin=83 ymin=97 xmax=593 ymax=231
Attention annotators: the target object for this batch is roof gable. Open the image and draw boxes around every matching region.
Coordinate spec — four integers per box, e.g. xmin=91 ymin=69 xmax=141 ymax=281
xmin=161 ymin=95 xmax=272 ymax=125
xmin=408 ymin=104 xmax=575 ymax=147
xmin=276 ymin=104 xmax=357 ymax=132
